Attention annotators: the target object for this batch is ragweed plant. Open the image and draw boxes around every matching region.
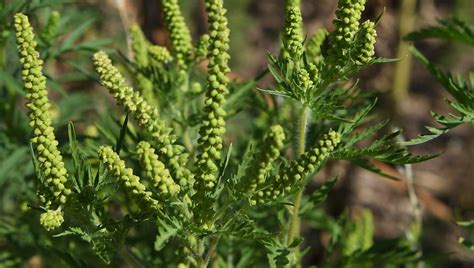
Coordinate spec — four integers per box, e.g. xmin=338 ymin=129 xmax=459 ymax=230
xmin=14 ymin=13 xmax=71 ymax=228
xmin=4 ymin=0 xmax=445 ymax=267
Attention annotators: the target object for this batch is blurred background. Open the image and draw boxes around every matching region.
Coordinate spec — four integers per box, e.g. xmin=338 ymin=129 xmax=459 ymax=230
xmin=1 ymin=0 xmax=473 ymax=266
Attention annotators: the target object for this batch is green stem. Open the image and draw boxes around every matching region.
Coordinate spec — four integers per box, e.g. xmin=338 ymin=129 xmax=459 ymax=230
xmin=287 ymin=104 xmax=308 ymax=267
xmin=196 ymin=239 xmax=206 ymax=268
xmin=392 ymin=0 xmax=417 ymax=112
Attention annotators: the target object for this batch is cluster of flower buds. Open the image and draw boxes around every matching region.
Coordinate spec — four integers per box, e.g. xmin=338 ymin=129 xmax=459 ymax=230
xmin=40 ymin=209 xmax=64 ymax=231
xmin=295 ymin=68 xmax=315 ymax=94
xmin=194 ymin=0 xmax=231 ymax=192
xmin=331 ymin=0 xmax=366 ymax=49
xmin=14 ymin=13 xmax=71 ymax=208
xmin=93 ymin=51 xmax=193 ymax=188
xmin=161 ymin=0 xmax=193 ymax=69
xmin=99 ymin=146 xmax=159 ymax=209
xmin=282 ymin=6 xmax=304 ymax=60
xmin=148 ymin=45 xmax=172 ymax=65
xmin=255 ymin=130 xmax=341 ymax=203
xmin=328 ymin=0 xmax=367 ymax=68
xmin=237 ymin=125 xmax=285 ymax=205
xmin=352 ymin=21 xmax=377 ymax=65
xmin=136 ymin=141 xmax=180 ymax=196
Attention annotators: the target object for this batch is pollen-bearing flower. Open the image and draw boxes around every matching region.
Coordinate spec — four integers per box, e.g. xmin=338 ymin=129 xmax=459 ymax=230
xmin=136 ymin=141 xmax=180 ymax=196
xmin=237 ymin=125 xmax=285 ymax=205
xmin=194 ymin=0 xmax=231 ymax=192
xmin=99 ymin=146 xmax=159 ymax=209
xmin=256 ymin=130 xmax=341 ymax=203
xmin=14 ymin=13 xmax=71 ymax=208
xmin=282 ymin=6 xmax=304 ymax=60
xmin=93 ymin=51 xmax=193 ymax=188
xmin=161 ymin=0 xmax=193 ymax=69
xmin=352 ymin=20 xmax=377 ymax=65
xmin=40 ymin=209 xmax=64 ymax=231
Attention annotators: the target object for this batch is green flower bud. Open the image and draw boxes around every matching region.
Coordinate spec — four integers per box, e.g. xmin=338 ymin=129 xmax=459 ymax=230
xmin=238 ymin=125 xmax=285 ymax=205
xmin=136 ymin=141 xmax=180 ymax=196
xmin=191 ymin=82 xmax=203 ymax=94
xmin=130 ymin=24 xmax=150 ymax=68
xmin=257 ymin=130 xmax=341 ymax=203
xmin=40 ymin=209 xmax=64 ymax=231
xmin=195 ymin=34 xmax=210 ymax=62
xmin=99 ymin=146 xmax=159 ymax=209
xmin=161 ymin=0 xmax=193 ymax=69
xmin=282 ymin=6 xmax=304 ymax=60
xmin=194 ymin=0 xmax=231 ymax=193
xmin=148 ymin=45 xmax=172 ymax=65
xmin=93 ymin=51 xmax=193 ymax=188
xmin=41 ymin=10 xmax=60 ymax=44
xmin=306 ymin=29 xmax=327 ymax=63
xmin=14 ymin=13 xmax=70 ymax=207
xmin=352 ymin=20 xmax=376 ymax=65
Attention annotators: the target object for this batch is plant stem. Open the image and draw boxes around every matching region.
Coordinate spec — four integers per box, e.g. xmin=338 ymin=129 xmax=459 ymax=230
xmin=287 ymin=104 xmax=308 ymax=267
xmin=392 ymin=0 xmax=417 ymax=112
xmin=204 ymin=235 xmax=221 ymax=267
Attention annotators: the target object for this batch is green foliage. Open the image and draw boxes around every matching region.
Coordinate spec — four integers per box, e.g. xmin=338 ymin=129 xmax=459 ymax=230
xmin=403 ymin=19 xmax=474 ymax=145
xmin=404 ymin=18 xmax=474 ymax=45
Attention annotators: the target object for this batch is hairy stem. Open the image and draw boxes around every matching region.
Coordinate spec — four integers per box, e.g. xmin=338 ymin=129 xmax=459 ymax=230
xmin=287 ymin=104 xmax=308 ymax=267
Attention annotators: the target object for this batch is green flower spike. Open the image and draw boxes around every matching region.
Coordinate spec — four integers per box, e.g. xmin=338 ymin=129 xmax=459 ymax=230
xmin=130 ymin=24 xmax=154 ymax=104
xmin=328 ymin=0 xmax=367 ymax=66
xmin=352 ymin=20 xmax=377 ymax=65
xmin=194 ymin=0 xmax=231 ymax=192
xmin=148 ymin=45 xmax=172 ymax=65
xmin=130 ymin=24 xmax=150 ymax=68
xmin=282 ymin=6 xmax=304 ymax=60
xmin=40 ymin=209 xmax=64 ymax=231
xmin=332 ymin=0 xmax=366 ymax=46
xmin=257 ymin=130 xmax=341 ymax=203
xmin=14 ymin=13 xmax=71 ymax=207
xmin=238 ymin=125 xmax=285 ymax=205
xmin=99 ymin=146 xmax=159 ymax=209
xmin=41 ymin=10 xmax=60 ymax=44
xmin=136 ymin=141 xmax=180 ymax=196
xmin=161 ymin=0 xmax=193 ymax=69
xmin=306 ymin=29 xmax=327 ymax=63
xmin=93 ymin=51 xmax=193 ymax=188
